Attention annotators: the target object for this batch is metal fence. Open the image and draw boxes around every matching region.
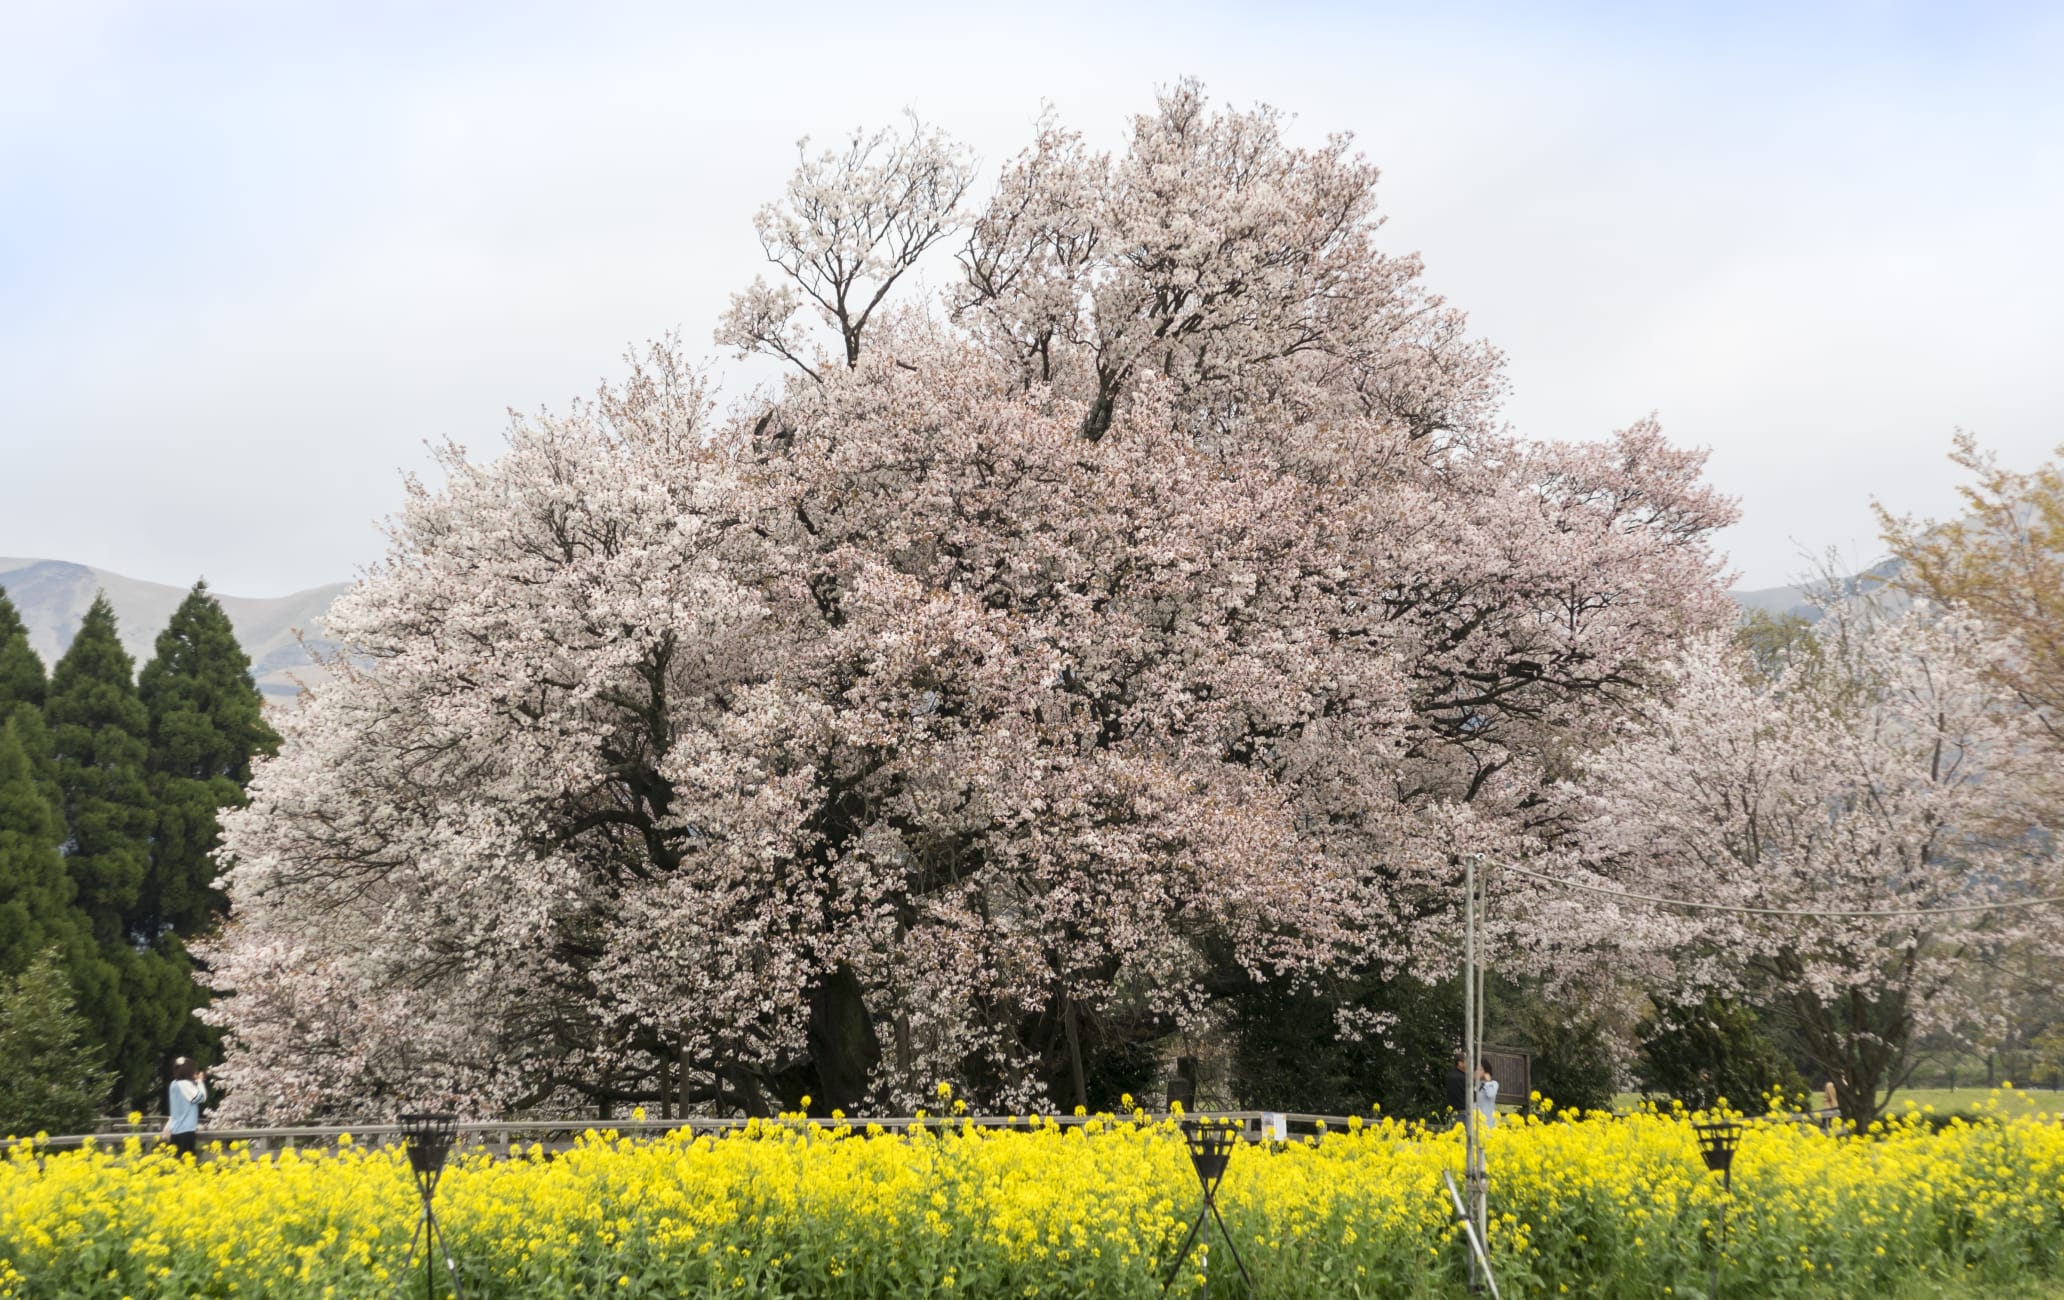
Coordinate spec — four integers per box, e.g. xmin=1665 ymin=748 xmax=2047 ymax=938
xmin=29 ymin=1109 xmax=1357 ymax=1159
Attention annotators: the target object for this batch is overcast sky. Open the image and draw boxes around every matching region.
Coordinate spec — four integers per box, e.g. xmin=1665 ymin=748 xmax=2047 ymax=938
xmin=4 ymin=1 xmax=2060 ymax=596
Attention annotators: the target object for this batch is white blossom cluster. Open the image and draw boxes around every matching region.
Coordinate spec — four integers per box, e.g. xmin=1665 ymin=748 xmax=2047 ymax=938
xmin=1559 ymin=604 xmax=2063 ymax=1114
xmin=203 ymin=83 xmax=1740 ymax=1120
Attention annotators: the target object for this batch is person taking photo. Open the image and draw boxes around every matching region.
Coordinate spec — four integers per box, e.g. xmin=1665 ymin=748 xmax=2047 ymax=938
xmin=163 ymin=1058 xmax=207 ymax=1158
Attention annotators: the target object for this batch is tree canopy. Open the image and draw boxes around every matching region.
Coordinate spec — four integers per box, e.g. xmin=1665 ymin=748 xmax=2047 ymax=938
xmin=206 ymin=84 xmax=1738 ymax=1121
xmin=1568 ymin=604 xmax=2062 ymax=1122
xmin=0 ymin=948 xmax=115 ymax=1138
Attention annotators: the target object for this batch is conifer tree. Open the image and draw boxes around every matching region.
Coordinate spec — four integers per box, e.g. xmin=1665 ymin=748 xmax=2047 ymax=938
xmin=0 ymin=949 xmax=115 ymax=1138
xmin=0 ymin=717 xmax=85 ymax=974
xmin=139 ymin=582 xmax=277 ymax=940
xmin=132 ymin=584 xmax=279 ymax=1075
xmin=45 ymin=596 xmax=165 ymax=1103
xmin=0 ymin=712 xmax=120 ymax=1107
xmin=0 ymin=592 xmax=58 ymax=815
xmin=0 ymin=591 xmax=44 ymax=723
xmin=46 ymin=596 xmax=152 ymax=945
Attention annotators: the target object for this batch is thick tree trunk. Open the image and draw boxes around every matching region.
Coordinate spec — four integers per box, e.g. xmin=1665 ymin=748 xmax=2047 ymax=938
xmin=804 ymin=962 xmax=881 ymax=1115
xmin=1062 ymin=998 xmax=1089 ymax=1112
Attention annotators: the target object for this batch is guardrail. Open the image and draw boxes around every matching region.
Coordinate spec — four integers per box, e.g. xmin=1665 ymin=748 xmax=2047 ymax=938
xmin=25 ymin=1109 xmax=1357 ymax=1158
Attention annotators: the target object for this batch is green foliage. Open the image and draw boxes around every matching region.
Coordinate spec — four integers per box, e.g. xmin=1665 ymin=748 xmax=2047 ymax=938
xmin=0 ymin=587 xmax=271 ymax=1110
xmin=0 ymin=591 xmax=46 ymax=723
xmin=1510 ymin=998 xmax=1619 ymax=1113
xmin=2034 ymin=1023 xmax=2064 ymax=1089
xmin=0 ymin=717 xmax=86 ymax=977
xmin=44 ymin=596 xmax=171 ymax=1105
xmin=138 ymin=582 xmax=277 ymax=940
xmin=1460 ymin=975 xmax=1621 ymax=1113
xmin=0 ymin=948 xmax=114 ymax=1138
xmin=1636 ymin=994 xmax=1807 ymax=1111
xmin=46 ymin=596 xmax=152 ymax=945
xmin=1077 ymin=1030 xmax=1166 ymax=1114
xmin=1225 ymin=966 xmax=1458 ymax=1118
xmin=0 ymin=593 xmax=57 ymax=817
xmin=1735 ymin=608 xmax=1820 ymax=678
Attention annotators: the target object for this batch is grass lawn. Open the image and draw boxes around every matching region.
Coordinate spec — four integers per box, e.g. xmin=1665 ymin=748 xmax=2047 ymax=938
xmin=1888 ymin=1283 xmax=2064 ymax=1299
xmin=1611 ymin=1084 xmax=2064 ymax=1121
xmin=1887 ymin=1085 xmax=2062 ymax=1120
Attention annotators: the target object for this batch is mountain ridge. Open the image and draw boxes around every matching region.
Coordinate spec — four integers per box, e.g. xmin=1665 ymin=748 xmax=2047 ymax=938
xmin=0 ymin=557 xmax=345 ymax=702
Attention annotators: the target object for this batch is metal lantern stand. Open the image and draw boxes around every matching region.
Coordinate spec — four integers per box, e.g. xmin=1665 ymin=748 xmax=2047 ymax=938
xmin=1159 ymin=1119 xmax=1255 ymax=1295
xmin=1694 ymin=1119 xmax=1742 ymax=1300
xmin=394 ymin=1113 xmax=468 ymax=1300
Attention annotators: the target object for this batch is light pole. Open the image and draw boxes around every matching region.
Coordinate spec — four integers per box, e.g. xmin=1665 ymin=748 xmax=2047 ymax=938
xmin=1462 ymin=852 xmax=1490 ymax=1293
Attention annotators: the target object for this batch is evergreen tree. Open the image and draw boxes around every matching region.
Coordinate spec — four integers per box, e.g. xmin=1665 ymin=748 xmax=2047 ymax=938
xmin=46 ymin=595 xmax=152 ymax=945
xmin=0 ymin=592 xmax=58 ymax=814
xmin=45 ymin=596 xmax=164 ymax=1104
xmin=0 ymin=948 xmax=115 ymax=1138
xmin=0 ymin=590 xmax=45 ymax=723
xmin=128 ymin=583 xmax=280 ymax=1080
xmin=138 ymin=582 xmax=277 ymax=939
xmin=0 ymin=717 xmax=86 ymax=974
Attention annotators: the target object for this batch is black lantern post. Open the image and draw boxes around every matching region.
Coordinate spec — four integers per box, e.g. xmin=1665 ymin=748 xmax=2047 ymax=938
xmin=395 ymin=1113 xmax=468 ymax=1299
xmin=1694 ymin=1119 xmax=1743 ymax=1299
xmin=1159 ymin=1118 xmax=1255 ymax=1295
xmin=1694 ymin=1119 xmax=1741 ymax=1190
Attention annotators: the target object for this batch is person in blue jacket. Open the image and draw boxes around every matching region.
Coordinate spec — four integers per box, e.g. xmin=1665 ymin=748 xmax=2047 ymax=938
xmin=163 ymin=1057 xmax=207 ymax=1157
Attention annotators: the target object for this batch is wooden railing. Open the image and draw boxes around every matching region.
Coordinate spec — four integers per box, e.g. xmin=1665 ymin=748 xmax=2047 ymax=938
xmin=26 ymin=1109 xmax=1356 ymax=1158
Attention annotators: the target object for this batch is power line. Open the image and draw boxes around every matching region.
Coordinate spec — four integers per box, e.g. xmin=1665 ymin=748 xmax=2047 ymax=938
xmin=1498 ymin=864 xmax=2064 ymax=920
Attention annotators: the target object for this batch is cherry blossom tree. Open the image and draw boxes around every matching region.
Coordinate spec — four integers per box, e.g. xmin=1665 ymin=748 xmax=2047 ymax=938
xmin=718 ymin=114 xmax=975 ymax=375
xmin=1563 ymin=605 xmax=2063 ymax=1123
xmin=203 ymin=84 xmax=1738 ymax=1122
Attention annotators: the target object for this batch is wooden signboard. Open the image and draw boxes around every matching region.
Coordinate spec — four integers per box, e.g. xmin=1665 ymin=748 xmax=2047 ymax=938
xmin=1481 ymin=1046 xmax=1531 ymax=1112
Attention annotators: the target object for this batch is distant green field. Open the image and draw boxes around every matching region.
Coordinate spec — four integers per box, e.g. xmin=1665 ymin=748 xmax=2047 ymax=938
xmin=1886 ymin=1086 xmax=2061 ymax=1120
xmin=1887 ymin=1283 xmax=2064 ymax=1300
xmin=1611 ymin=1085 xmax=2064 ymax=1120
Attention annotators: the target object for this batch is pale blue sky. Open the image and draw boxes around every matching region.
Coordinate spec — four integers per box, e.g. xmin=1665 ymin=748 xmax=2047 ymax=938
xmin=4 ymin=1 xmax=2060 ymax=594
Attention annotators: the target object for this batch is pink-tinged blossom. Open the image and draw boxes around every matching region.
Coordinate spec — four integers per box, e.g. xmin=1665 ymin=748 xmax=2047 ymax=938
xmin=1558 ymin=605 xmax=2062 ymax=1120
xmin=203 ymin=88 xmax=1737 ymax=1121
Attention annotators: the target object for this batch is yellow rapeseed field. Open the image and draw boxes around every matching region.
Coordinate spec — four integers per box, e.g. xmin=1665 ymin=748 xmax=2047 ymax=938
xmin=1 ymin=1093 xmax=2059 ymax=1297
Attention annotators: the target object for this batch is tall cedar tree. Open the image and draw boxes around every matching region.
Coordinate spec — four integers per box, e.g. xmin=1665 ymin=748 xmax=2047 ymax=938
xmin=0 ymin=591 xmax=43 ymax=719
xmin=138 ymin=583 xmax=277 ymax=1065
xmin=139 ymin=584 xmax=277 ymax=936
xmin=47 ymin=596 xmax=152 ymax=943
xmin=46 ymin=595 xmax=167 ymax=1104
xmin=0 ymin=592 xmax=59 ymax=813
xmin=0 ymin=948 xmax=115 ymax=1138
xmin=0 ymin=718 xmax=87 ymax=973
xmin=0 ymin=595 xmax=120 ymax=1074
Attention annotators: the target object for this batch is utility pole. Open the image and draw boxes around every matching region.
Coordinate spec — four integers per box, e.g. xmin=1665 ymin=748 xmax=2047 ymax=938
xmin=1462 ymin=853 xmax=1489 ymax=1293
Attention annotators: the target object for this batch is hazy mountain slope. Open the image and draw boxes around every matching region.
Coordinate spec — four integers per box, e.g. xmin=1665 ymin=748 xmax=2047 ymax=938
xmin=1730 ymin=584 xmax=1819 ymax=621
xmin=1730 ymin=559 xmax=1905 ymax=625
xmin=0 ymin=558 xmax=344 ymax=702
